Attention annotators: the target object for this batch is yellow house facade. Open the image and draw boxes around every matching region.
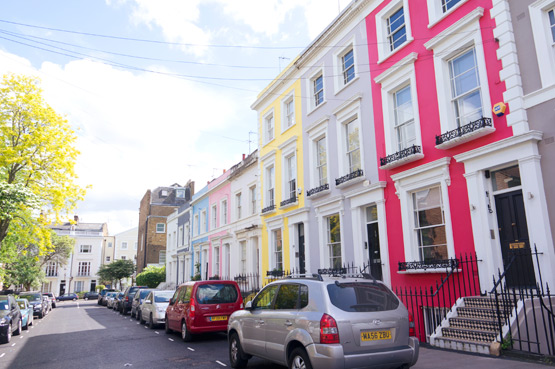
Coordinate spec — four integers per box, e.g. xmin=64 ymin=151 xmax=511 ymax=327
xmin=251 ymin=60 xmax=308 ymax=279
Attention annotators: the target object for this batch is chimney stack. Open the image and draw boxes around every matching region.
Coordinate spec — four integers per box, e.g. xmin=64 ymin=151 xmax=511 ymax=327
xmin=242 ymin=153 xmax=246 ymax=160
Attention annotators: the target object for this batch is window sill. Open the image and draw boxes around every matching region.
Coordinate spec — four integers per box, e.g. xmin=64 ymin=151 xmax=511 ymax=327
xmin=306 ymin=187 xmax=331 ymax=199
xmin=379 ymin=145 xmax=424 ymax=170
xmin=334 ymin=75 xmax=360 ymax=96
xmin=435 ymin=118 xmax=495 ymax=150
xmin=335 ymin=173 xmax=366 ymax=189
xmin=307 ymin=100 xmax=328 ymax=117
xmin=377 ymin=38 xmax=414 ymax=65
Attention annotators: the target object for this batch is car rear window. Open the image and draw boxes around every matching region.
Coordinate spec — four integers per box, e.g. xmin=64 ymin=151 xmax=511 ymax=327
xmin=196 ymin=284 xmax=238 ymax=304
xmin=155 ymin=291 xmax=173 ymax=303
xmin=326 ymin=282 xmax=399 ymax=312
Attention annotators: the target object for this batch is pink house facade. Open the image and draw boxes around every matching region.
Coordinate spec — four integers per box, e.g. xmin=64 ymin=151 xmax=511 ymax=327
xmin=206 ymin=170 xmax=232 ymax=279
xmin=366 ymin=0 xmax=554 ymax=292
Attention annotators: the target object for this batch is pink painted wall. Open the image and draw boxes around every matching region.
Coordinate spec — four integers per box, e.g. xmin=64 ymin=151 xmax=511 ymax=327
xmin=207 ymin=178 xmax=231 ymax=278
xmin=366 ymin=0 xmax=509 ymax=289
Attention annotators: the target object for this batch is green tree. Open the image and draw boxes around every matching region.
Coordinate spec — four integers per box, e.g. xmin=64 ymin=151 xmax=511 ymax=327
xmin=96 ymin=259 xmax=135 ymax=289
xmin=136 ymin=265 xmax=166 ymax=288
xmin=0 ymin=74 xmax=86 ymax=250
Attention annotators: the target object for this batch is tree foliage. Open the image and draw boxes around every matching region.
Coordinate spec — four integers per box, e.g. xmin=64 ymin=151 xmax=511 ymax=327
xmin=136 ymin=265 xmax=166 ymax=288
xmin=97 ymin=259 xmax=135 ymax=289
xmin=0 ymin=73 xmax=86 ymax=249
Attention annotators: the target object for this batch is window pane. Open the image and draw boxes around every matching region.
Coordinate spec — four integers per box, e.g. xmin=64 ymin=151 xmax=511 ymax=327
xmin=442 ymin=0 xmax=462 ymax=12
xmin=328 ymin=215 xmax=341 ymax=243
xmin=550 ymin=10 xmax=555 ymax=42
xmin=366 ymin=205 xmax=378 ymax=223
xmin=388 ymin=8 xmax=406 ymax=51
xmin=274 ymin=284 xmax=300 ymax=310
xmin=342 ymin=49 xmax=355 ymax=84
xmin=254 ymin=285 xmax=279 ymax=309
xmin=491 ymin=165 xmax=521 ymax=191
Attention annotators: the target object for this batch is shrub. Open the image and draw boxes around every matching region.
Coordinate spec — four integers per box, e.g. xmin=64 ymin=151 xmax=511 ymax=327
xmin=96 ymin=284 xmax=106 ymax=292
xmin=136 ymin=265 xmax=166 ymax=288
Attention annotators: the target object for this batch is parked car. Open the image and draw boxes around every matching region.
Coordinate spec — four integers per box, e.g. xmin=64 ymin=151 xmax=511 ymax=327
xmin=114 ymin=292 xmax=124 ymax=312
xmin=140 ymin=290 xmax=174 ymax=328
xmin=84 ymin=291 xmax=99 ymax=300
xmin=166 ymin=280 xmax=243 ymax=342
xmin=98 ymin=288 xmax=116 ymax=305
xmin=227 ymin=274 xmax=419 ymax=369
xmin=0 ymin=295 xmax=22 ymax=344
xmin=131 ymin=288 xmax=152 ymax=319
xmin=16 ymin=299 xmax=33 ymax=330
xmin=20 ymin=292 xmax=47 ymax=318
xmin=105 ymin=292 xmax=118 ymax=309
xmin=42 ymin=292 xmax=57 ymax=308
xmin=56 ymin=293 xmax=78 ymax=302
xmin=42 ymin=295 xmax=52 ymax=314
xmin=120 ymin=286 xmax=148 ymax=315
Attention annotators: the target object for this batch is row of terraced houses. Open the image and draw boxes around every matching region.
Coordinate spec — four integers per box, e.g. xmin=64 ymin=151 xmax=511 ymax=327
xmin=135 ymin=0 xmax=555 ymax=353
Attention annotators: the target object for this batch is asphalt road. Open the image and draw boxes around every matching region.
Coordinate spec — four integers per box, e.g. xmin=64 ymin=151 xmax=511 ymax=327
xmin=0 ymin=300 xmax=551 ymax=369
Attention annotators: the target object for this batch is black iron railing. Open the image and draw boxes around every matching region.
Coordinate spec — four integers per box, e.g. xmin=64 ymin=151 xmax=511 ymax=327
xmin=335 ymin=169 xmax=364 ymax=186
xmin=307 ymin=183 xmax=329 ymax=197
xmin=435 ymin=117 xmax=492 ymax=145
xmin=261 ymin=204 xmax=275 ymax=214
xmin=280 ymin=196 xmax=297 ymax=207
xmin=399 ymin=258 xmax=459 ymax=271
xmin=380 ymin=145 xmax=422 ymax=167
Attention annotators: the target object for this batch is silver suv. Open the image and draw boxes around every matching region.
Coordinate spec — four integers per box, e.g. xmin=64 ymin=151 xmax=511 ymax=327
xmin=228 ymin=273 xmax=419 ymax=369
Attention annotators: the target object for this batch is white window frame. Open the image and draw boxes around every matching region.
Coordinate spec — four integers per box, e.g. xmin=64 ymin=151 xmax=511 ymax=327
xmin=156 ymin=223 xmax=165 ymax=233
xmin=134 ymin=242 xmax=137 ymax=250
xmin=176 ymin=189 xmax=185 ymax=198
xmin=375 ymin=52 xmax=423 ymax=163
xmin=425 ymin=8 xmax=493 ymax=138
xmin=221 ymin=198 xmax=228 ymax=226
xmin=261 ymin=151 xmax=276 ymax=210
xmin=249 ymin=185 xmax=257 ymax=215
xmin=240 ymin=241 xmax=247 ymax=274
xmin=307 ymin=117 xmax=330 ymax=192
xmin=193 ymin=214 xmax=199 ymax=236
xmin=184 ymin=224 xmax=190 ymax=245
xmin=266 ymin=165 xmax=275 ymax=208
xmin=106 ymin=256 xmax=111 ymax=262
xmin=326 ymin=214 xmax=342 ymax=269
xmin=79 ymin=244 xmax=92 ymax=254
xmin=530 ymin=0 xmax=555 ymax=88
xmin=334 ymin=97 xmax=364 ymax=178
xmin=263 ymin=109 xmax=275 ymax=144
xmin=213 ymin=246 xmax=220 ymax=276
xmin=333 ymin=38 xmax=357 ymax=94
xmin=178 ymin=226 xmax=183 ymax=246
xmin=283 ymin=154 xmax=297 ymax=202
xmin=159 ymin=251 xmax=166 ymax=264
xmin=271 ymin=228 xmax=283 ymax=271
xmin=281 ymin=91 xmax=296 ymax=132
xmin=279 ymin=136 xmax=298 ymax=205
xmin=121 ymin=241 xmax=128 ymax=250
xmin=427 ymin=0 xmax=469 ymax=28
xmin=376 ymin=0 xmax=413 ymax=63
xmin=391 ymin=158 xmax=455 ymax=265
xmin=45 ymin=261 xmax=58 ymax=277
xmin=307 ymin=67 xmax=325 ymax=113
xmin=200 ymin=210 xmax=207 ymax=233
xmin=212 ymin=204 xmax=218 ymax=230
xmin=78 ymin=261 xmax=91 ymax=277
xmin=235 ymin=192 xmax=242 ymax=220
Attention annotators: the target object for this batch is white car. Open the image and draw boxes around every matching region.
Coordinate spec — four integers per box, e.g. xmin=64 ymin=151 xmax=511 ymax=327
xmin=139 ymin=290 xmax=174 ymax=329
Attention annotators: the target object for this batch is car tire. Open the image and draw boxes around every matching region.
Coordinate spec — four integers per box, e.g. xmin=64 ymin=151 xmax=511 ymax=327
xmin=165 ymin=318 xmax=172 ymax=334
xmin=181 ymin=320 xmax=192 ymax=342
xmin=23 ymin=319 xmax=28 ymax=331
xmin=229 ymin=332 xmax=248 ymax=368
xmin=13 ymin=320 xmax=21 ymax=336
xmin=148 ymin=313 xmax=154 ymax=329
xmin=84 ymin=297 xmax=88 ymax=301
xmin=289 ymin=348 xmax=312 ymax=369
xmin=139 ymin=311 xmax=145 ymax=324
xmin=38 ymin=311 xmax=44 ymax=319
xmin=1 ymin=324 xmax=11 ymax=344
xmin=72 ymin=298 xmax=77 ymax=301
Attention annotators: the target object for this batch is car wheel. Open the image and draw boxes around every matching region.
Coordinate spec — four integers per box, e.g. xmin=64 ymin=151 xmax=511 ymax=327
xmin=2 ymin=324 xmax=12 ymax=344
xmin=148 ymin=313 xmax=154 ymax=329
xmin=289 ymin=348 xmax=312 ymax=369
xmin=165 ymin=318 xmax=172 ymax=334
xmin=22 ymin=318 xmax=28 ymax=331
xmin=84 ymin=297 xmax=88 ymax=301
xmin=181 ymin=320 xmax=192 ymax=342
xmin=72 ymin=298 xmax=77 ymax=301
xmin=38 ymin=311 xmax=44 ymax=319
xmin=229 ymin=332 xmax=248 ymax=368
xmin=13 ymin=320 xmax=21 ymax=336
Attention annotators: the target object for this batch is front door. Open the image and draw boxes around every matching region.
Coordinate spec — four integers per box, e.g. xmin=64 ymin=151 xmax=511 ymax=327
xmin=494 ymin=190 xmax=536 ymax=288
xmin=366 ymin=205 xmax=382 ymax=281
xmin=298 ymin=224 xmax=305 ymax=274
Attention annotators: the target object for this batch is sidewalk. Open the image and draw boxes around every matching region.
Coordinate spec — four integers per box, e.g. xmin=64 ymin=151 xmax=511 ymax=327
xmin=414 ymin=346 xmax=553 ymax=368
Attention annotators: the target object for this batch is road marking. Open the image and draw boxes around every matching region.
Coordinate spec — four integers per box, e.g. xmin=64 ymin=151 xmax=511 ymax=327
xmin=187 ymin=347 xmax=195 ymax=352
xmin=124 ymin=363 xmax=133 ymax=367
xmin=155 ymin=331 xmax=159 ymax=334
xmin=168 ymin=338 xmax=174 ymax=342
xmin=19 ymin=336 xmax=23 ymax=339
xmin=0 ymin=353 xmax=5 ymax=358
xmin=77 ymin=302 xmax=80 ymax=309
xmin=136 ymin=322 xmax=140 ymax=325
xmin=11 ymin=343 xmax=16 ymax=347
xmin=216 ymin=361 xmax=227 ymax=367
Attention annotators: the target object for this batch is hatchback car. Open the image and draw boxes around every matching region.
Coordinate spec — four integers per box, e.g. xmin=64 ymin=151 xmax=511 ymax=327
xmin=120 ymin=286 xmax=148 ymax=315
xmin=105 ymin=292 xmax=118 ymax=309
xmin=16 ymin=299 xmax=33 ymax=330
xmin=140 ymin=290 xmax=174 ymax=328
xmin=20 ymin=292 xmax=47 ymax=318
xmin=166 ymin=281 xmax=243 ymax=342
xmin=42 ymin=292 xmax=57 ymax=308
xmin=227 ymin=274 xmax=419 ymax=369
xmin=56 ymin=293 xmax=78 ymax=302
xmin=131 ymin=288 xmax=152 ymax=319
xmin=0 ymin=295 xmax=22 ymax=344
xmin=83 ymin=291 xmax=99 ymax=300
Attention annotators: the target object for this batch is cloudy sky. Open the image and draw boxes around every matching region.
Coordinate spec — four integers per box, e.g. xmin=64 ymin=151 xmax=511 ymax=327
xmin=0 ymin=0 xmax=351 ymax=234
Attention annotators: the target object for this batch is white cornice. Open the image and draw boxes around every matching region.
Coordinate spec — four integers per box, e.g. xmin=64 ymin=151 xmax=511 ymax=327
xmin=332 ymin=92 xmax=363 ymax=116
xmin=374 ymin=52 xmax=418 ymax=84
xmin=391 ymin=157 xmax=451 ymax=182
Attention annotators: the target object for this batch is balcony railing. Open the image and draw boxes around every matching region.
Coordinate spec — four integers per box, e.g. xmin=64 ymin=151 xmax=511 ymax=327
xmin=307 ymin=183 xmax=329 ymax=197
xmin=380 ymin=145 xmax=422 ymax=167
xmin=280 ymin=196 xmax=297 ymax=207
xmin=335 ymin=169 xmax=364 ymax=186
xmin=398 ymin=258 xmax=459 ymax=271
xmin=435 ymin=117 xmax=492 ymax=145
xmin=261 ymin=204 xmax=275 ymax=214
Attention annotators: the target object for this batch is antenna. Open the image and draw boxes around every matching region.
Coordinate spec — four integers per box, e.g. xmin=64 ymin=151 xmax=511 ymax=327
xmin=248 ymin=131 xmax=257 ymax=153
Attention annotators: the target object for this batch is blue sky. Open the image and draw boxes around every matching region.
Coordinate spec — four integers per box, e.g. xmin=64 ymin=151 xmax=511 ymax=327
xmin=0 ymin=0 xmax=350 ymax=234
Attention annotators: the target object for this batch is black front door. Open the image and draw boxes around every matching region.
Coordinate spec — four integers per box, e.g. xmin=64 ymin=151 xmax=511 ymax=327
xmin=366 ymin=223 xmax=382 ymax=281
xmin=298 ymin=223 xmax=305 ymax=274
xmin=494 ymin=190 xmax=536 ymax=288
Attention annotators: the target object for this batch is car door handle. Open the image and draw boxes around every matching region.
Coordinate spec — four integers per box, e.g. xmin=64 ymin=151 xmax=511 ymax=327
xmin=284 ymin=320 xmax=293 ymax=327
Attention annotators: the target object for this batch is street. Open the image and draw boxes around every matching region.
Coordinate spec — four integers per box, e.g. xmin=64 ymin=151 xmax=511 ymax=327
xmin=0 ymin=300 xmax=551 ymax=369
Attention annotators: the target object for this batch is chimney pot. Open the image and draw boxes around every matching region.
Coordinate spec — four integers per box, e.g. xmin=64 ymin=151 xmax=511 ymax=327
xmin=242 ymin=153 xmax=246 ymax=160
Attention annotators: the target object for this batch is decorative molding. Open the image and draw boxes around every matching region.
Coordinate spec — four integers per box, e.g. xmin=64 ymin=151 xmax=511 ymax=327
xmin=424 ymin=7 xmax=484 ymax=50
xmin=374 ymin=52 xmax=418 ymax=84
xmin=435 ymin=117 xmax=495 ymax=149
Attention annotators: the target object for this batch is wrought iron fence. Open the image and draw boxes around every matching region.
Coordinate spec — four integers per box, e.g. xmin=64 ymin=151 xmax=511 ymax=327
xmin=394 ymin=253 xmax=482 ymax=342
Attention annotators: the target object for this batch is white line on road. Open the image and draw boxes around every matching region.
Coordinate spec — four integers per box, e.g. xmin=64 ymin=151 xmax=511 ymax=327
xmin=0 ymin=353 xmax=5 ymax=358
xmin=144 ymin=326 xmax=148 ymax=329
xmin=11 ymin=343 xmax=16 ymax=347
xmin=168 ymin=338 xmax=174 ymax=342
xmin=187 ymin=347 xmax=195 ymax=352
xmin=155 ymin=331 xmax=159 ymax=334
xmin=136 ymin=322 xmax=139 ymax=325
xmin=77 ymin=302 xmax=80 ymax=309
xmin=216 ymin=361 xmax=227 ymax=366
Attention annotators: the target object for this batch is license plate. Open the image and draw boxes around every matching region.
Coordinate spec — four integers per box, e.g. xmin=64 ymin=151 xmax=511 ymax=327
xmin=209 ymin=316 xmax=228 ymax=321
xmin=361 ymin=330 xmax=391 ymax=341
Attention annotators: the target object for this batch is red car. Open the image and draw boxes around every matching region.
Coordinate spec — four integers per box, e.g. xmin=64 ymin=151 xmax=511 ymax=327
xmin=165 ymin=280 xmax=243 ymax=341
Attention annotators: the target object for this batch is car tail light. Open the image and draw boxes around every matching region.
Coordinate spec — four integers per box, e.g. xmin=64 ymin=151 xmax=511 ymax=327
xmin=320 ymin=313 xmax=339 ymax=344
xmin=409 ymin=313 xmax=415 ymax=337
xmin=125 ymin=296 xmax=129 ymax=302
xmin=189 ymin=297 xmax=196 ymax=318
